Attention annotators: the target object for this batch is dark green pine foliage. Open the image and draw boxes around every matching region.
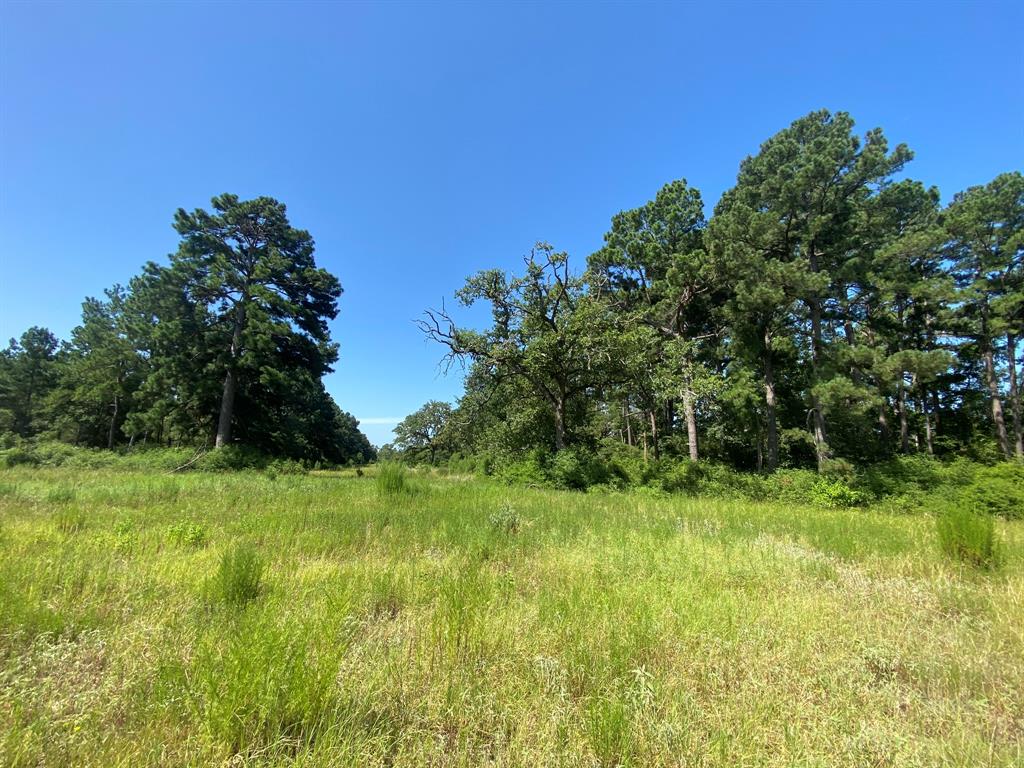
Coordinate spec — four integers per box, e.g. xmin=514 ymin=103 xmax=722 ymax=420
xmin=168 ymin=194 xmax=342 ymax=451
xmin=118 ymin=195 xmax=373 ymax=463
xmin=49 ymin=286 xmax=145 ymax=448
xmin=588 ymin=179 xmax=716 ymax=461
xmin=0 ymin=327 xmax=60 ymax=438
xmin=945 ymin=172 xmax=1024 ymax=458
xmin=709 ymin=110 xmax=911 ymax=470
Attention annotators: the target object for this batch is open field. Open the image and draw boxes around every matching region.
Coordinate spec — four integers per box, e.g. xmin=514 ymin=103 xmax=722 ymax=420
xmin=1 ymin=468 xmax=1022 ymax=767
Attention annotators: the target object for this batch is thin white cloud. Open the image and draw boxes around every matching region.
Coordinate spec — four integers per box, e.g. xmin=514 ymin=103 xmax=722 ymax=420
xmin=358 ymin=417 xmax=402 ymax=425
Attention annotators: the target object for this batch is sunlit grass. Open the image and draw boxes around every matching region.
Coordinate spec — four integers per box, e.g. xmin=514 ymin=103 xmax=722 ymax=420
xmin=0 ymin=466 xmax=1021 ymax=766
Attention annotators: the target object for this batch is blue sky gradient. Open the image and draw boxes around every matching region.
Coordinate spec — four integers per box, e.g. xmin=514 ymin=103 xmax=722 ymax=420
xmin=1 ymin=1 xmax=1021 ymax=446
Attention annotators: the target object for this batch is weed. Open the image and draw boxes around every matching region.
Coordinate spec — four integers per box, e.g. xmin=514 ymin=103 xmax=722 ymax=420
xmin=488 ymin=502 xmax=520 ymax=534
xmin=169 ymin=521 xmax=208 ymax=548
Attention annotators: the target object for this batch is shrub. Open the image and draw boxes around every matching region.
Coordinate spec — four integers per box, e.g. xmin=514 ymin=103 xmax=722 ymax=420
xmin=936 ymin=506 xmax=1001 ymax=568
xmin=196 ymin=446 xmax=267 ymax=472
xmin=496 ymin=449 xmax=550 ymax=487
xmin=857 ymin=455 xmax=946 ymax=498
xmin=376 ymin=462 xmax=409 ymax=496
xmin=210 ymin=544 xmax=264 ymax=607
xmin=0 ymin=446 xmax=39 ymax=468
xmin=763 ymin=468 xmax=820 ymax=504
xmin=266 ymin=458 xmax=305 ymax=478
xmin=811 ymin=478 xmax=866 ymax=508
xmin=960 ymin=463 xmax=1024 ymax=519
xmin=549 ymin=448 xmax=610 ymax=491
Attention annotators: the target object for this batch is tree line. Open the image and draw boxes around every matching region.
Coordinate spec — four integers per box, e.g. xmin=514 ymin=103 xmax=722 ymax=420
xmin=400 ymin=110 xmax=1021 ymax=473
xmin=0 ymin=194 xmax=375 ymax=465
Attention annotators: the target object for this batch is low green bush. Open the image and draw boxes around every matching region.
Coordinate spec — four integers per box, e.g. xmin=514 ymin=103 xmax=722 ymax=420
xmin=811 ymin=478 xmax=867 ymax=508
xmin=195 ymin=446 xmax=268 ymax=472
xmin=959 ymin=463 xmax=1024 ymax=519
xmin=936 ymin=506 xmax=1001 ymax=568
xmin=763 ymin=469 xmax=819 ymax=504
xmin=496 ymin=449 xmax=550 ymax=487
xmin=0 ymin=445 xmax=40 ymax=468
xmin=549 ymin=448 xmax=612 ymax=490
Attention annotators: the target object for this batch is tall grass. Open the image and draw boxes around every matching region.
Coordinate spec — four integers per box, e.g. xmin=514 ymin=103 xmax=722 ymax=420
xmin=209 ymin=543 xmax=265 ymax=606
xmin=0 ymin=465 xmax=1020 ymax=766
xmin=936 ymin=506 xmax=1001 ymax=568
xmin=375 ymin=462 xmax=410 ymax=496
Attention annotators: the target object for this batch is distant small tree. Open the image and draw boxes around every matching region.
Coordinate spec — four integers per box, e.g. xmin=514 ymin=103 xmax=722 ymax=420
xmin=420 ymin=244 xmax=617 ymax=452
xmin=394 ymin=400 xmax=453 ymax=464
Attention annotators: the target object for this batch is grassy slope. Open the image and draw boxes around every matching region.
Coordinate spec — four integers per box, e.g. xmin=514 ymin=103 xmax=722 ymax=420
xmin=0 ymin=468 xmax=1021 ymax=767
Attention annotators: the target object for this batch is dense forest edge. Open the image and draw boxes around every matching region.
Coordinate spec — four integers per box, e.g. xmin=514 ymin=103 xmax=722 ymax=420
xmin=2 ymin=109 xmax=1022 ymax=519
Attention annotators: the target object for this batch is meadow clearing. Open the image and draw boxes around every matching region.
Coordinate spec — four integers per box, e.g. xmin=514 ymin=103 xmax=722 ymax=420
xmin=0 ymin=466 xmax=1021 ymax=767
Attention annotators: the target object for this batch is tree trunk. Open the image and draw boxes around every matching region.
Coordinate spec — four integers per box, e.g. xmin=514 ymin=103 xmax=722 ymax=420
xmin=809 ymin=296 xmax=830 ymax=472
xmin=624 ymin=397 xmax=633 ymax=447
xmin=683 ymin=389 xmax=699 ymax=462
xmin=878 ymin=397 xmax=891 ymax=447
xmin=918 ymin=382 xmax=933 ymax=456
xmin=215 ymin=301 xmax=246 ymax=449
xmin=553 ymin=397 xmax=566 ymax=452
xmin=1008 ymin=332 xmax=1023 ymax=458
xmin=806 ymin=247 xmax=830 ymax=472
xmin=763 ymin=329 xmax=779 ymax=471
xmin=107 ymin=393 xmax=119 ymax=451
xmin=983 ymin=344 xmax=1011 ymax=457
xmin=898 ymin=375 xmax=910 ymax=454
xmin=649 ymin=409 xmax=659 ymax=461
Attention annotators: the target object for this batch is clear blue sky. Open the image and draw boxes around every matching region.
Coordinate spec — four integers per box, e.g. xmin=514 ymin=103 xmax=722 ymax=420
xmin=1 ymin=1 xmax=1021 ymax=446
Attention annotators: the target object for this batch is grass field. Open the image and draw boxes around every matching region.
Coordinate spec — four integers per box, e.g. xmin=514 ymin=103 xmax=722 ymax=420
xmin=0 ymin=467 xmax=1021 ymax=767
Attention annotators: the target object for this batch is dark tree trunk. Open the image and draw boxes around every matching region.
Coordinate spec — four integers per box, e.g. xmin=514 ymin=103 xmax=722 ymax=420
xmin=216 ymin=301 xmax=246 ymax=449
xmin=806 ymin=247 xmax=830 ymax=472
xmin=107 ymin=393 xmax=119 ymax=451
xmin=878 ymin=397 xmax=891 ymax=447
xmin=216 ymin=370 xmax=237 ymax=449
xmin=683 ymin=389 xmax=699 ymax=462
xmin=624 ymin=396 xmax=633 ymax=447
xmin=763 ymin=329 xmax=779 ymax=471
xmin=649 ymin=409 xmax=659 ymax=461
xmin=918 ymin=382 xmax=933 ymax=456
xmin=898 ymin=375 xmax=910 ymax=454
xmin=809 ymin=297 xmax=830 ymax=472
xmin=1008 ymin=332 xmax=1023 ymax=458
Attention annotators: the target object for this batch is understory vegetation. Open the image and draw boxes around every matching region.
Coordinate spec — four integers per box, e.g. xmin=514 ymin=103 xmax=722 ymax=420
xmin=1 ymin=467 xmax=1021 ymax=766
